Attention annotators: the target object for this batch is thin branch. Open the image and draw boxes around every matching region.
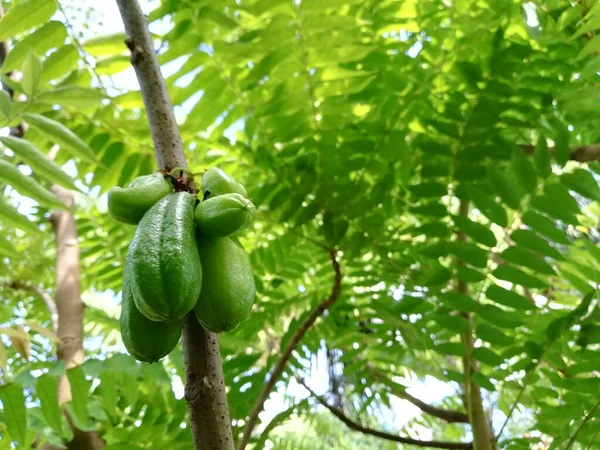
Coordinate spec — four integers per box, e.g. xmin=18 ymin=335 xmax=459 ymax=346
xmin=297 ymin=377 xmax=473 ymax=450
xmin=366 ymin=365 xmax=469 ymax=424
xmin=2 ymin=281 xmax=58 ymax=333
xmin=115 ymin=1 xmax=233 ymax=449
xmin=564 ymin=399 xmax=600 ymax=450
xmin=519 ymin=143 xmax=600 ymax=162
xmin=237 ymin=250 xmax=342 ymax=450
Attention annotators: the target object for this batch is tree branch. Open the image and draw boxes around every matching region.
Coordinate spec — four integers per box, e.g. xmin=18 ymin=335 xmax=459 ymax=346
xmin=2 ymin=281 xmax=58 ymax=333
xmin=115 ymin=1 xmax=233 ymax=449
xmin=366 ymin=365 xmax=469 ymax=424
xmin=297 ymin=377 xmax=473 ymax=450
xmin=519 ymin=143 xmax=600 ymax=162
xmin=115 ymin=0 xmax=185 ymax=171
xmin=237 ymin=250 xmax=342 ymax=450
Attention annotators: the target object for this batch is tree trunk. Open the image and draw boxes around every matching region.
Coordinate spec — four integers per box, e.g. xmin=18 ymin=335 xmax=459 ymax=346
xmin=49 ymin=186 xmax=105 ymax=450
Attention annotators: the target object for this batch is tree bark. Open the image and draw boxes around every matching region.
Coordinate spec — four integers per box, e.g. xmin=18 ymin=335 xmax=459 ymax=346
xmin=49 ymin=186 xmax=105 ymax=450
xmin=115 ymin=1 xmax=233 ymax=448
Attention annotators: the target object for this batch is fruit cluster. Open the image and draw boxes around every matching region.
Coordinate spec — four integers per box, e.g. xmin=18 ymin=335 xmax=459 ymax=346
xmin=108 ymin=168 xmax=256 ymax=363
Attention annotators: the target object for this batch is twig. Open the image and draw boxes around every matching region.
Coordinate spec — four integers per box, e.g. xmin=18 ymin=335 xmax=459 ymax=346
xmin=296 ymin=377 xmax=473 ymax=450
xmin=2 ymin=281 xmax=58 ymax=333
xmin=366 ymin=365 xmax=469 ymax=424
xmin=237 ymin=249 xmax=342 ymax=450
xmin=115 ymin=1 xmax=233 ymax=449
xmin=564 ymin=399 xmax=600 ymax=450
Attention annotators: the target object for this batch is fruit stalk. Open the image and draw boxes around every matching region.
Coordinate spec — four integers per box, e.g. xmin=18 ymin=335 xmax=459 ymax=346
xmin=116 ymin=1 xmax=233 ymax=448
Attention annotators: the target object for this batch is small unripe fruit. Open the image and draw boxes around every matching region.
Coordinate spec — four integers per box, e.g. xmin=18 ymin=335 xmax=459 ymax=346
xmin=195 ymin=193 xmax=256 ymax=237
xmin=107 ymin=173 xmax=173 ymax=224
xmin=202 ymin=167 xmax=247 ymax=199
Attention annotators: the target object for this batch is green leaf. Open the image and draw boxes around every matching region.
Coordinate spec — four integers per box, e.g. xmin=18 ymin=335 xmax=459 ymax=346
xmin=2 ymin=21 xmax=67 ymax=72
xmin=83 ymin=33 xmax=127 ymax=58
xmin=488 ymin=167 xmax=524 ymax=210
xmin=0 ymin=197 xmax=41 ymax=234
xmin=453 ymin=215 xmax=497 ymax=247
xmin=577 ymin=34 xmax=600 ymax=60
xmin=473 ymin=347 xmax=504 ymax=366
xmin=0 ymin=383 xmax=27 ymax=447
xmin=476 ymin=323 xmax=514 ymax=346
xmin=36 ymin=374 xmax=63 ymax=436
xmin=435 ymin=342 xmax=466 ymax=357
xmin=0 ymin=0 xmax=57 ymax=42
xmin=492 ymin=264 xmax=547 ymax=289
xmin=21 ymin=52 xmax=43 ymax=98
xmin=0 ymin=91 xmax=11 ymax=118
xmin=37 ymin=86 xmax=104 ymax=110
xmin=40 ymin=45 xmax=79 ymax=83
xmin=0 ymin=159 xmax=65 ymax=209
xmin=0 ymin=234 xmax=16 ymax=256
xmin=499 ymin=246 xmax=556 ymax=275
xmin=66 ymin=366 xmax=90 ymax=426
xmin=510 ymin=229 xmax=565 ymax=260
xmin=511 ymin=146 xmax=537 ymax=193
xmin=439 ymin=292 xmax=479 ymax=312
xmin=0 ymin=136 xmax=77 ymax=189
xmin=433 ymin=314 xmax=469 ymax=334
xmin=456 ymin=266 xmax=486 ymax=282
xmin=560 ymin=169 xmax=600 ymax=202
xmin=485 ymin=285 xmax=535 ymax=311
xmin=554 ymin=123 xmax=570 ymax=166
xmin=471 ymin=371 xmax=495 ymax=391
xmin=533 ymin=137 xmax=552 ymax=178
xmin=468 ymin=187 xmax=508 ymax=227
xmin=521 ymin=211 xmax=570 ymax=245
xmin=23 ymin=113 xmax=97 ymax=163
xmin=448 ymin=242 xmax=489 ymax=268
xmin=479 ymin=304 xmax=525 ymax=328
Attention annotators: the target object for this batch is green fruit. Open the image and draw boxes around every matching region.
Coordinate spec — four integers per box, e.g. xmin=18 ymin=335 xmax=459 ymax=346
xmin=194 ymin=236 xmax=256 ymax=333
xmin=202 ymin=167 xmax=247 ymax=199
xmin=195 ymin=193 xmax=256 ymax=237
xmin=119 ymin=266 xmax=183 ymax=363
xmin=128 ymin=192 xmax=202 ymax=321
xmin=107 ymin=173 xmax=173 ymax=224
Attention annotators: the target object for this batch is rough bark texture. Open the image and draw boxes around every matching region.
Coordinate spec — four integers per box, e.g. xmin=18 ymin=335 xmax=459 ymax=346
xmin=237 ymin=250 xmax=341 ymax=450
xmin=457 ymin=201 xmax=493 ymax=450
xmin=115 ymin=1 xmax=233 ymax=448
xmin=183 ymin=316 xmax=234 ymax=450
xmin=298 ymin=378 xmax=473 ymax=450
xmin=115 ymin=0 xmax=185 ymax=171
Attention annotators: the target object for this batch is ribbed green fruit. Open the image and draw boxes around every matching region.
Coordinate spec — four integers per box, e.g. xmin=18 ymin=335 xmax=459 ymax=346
xmin=194 ymin=193 xmax=256 ymax=237
xmin=128 ymin=192 xmax=202 ymax=321
xmin=202 ymin=167 xmax=247 ymax=199
xmin=107 ymin=173 xmax=173 ymax=224
xmin=194 ymin=236 xmax=255 ymax=333
xmin=119 ymin=266 xmax=183 ymax=363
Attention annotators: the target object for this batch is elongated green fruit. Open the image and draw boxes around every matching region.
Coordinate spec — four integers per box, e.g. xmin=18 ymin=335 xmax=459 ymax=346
xmin=0 ymin=159 xmax=65 ymax=209
xmin=0 ymin=136 xmax=77 ymax=190
xmin=194 ymin=236 xmax=255 ymax=333
xmin=195 ymin=193 xmax=256 ymax=237
xmin=128 ymin=192 xmax=202 ymax=321
xmin=202 ymin=167 xmax=247 ymax=199
xmin=120 ymin=266 xmax=183 ymax=363
xmin=107 ymin=173 xmax=173 ymax=224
